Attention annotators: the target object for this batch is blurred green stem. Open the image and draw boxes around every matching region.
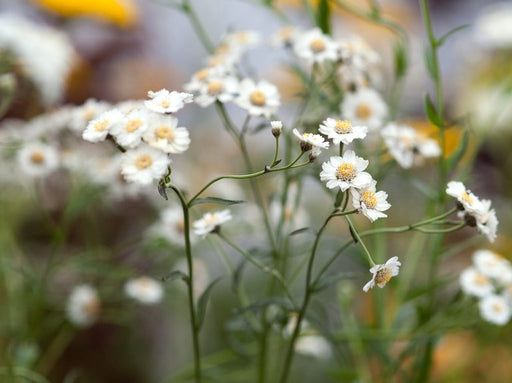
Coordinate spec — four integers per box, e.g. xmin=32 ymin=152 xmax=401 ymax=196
xmin=181 ymin=0 xmax=214 ymax=53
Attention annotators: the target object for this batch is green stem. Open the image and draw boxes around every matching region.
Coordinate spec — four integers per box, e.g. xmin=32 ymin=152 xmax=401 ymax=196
xmin=169 ymin=185 xmax=202 ymax=383
xmin=271 ymin=136 xmax=280 ymax=167
xmin=345 ymin=216 xmax=376 ymax=267
xmin=181 ymin=0 xmax=215 ymax=53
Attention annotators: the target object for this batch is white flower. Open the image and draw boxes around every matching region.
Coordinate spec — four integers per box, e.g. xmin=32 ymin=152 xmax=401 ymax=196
xmin=474 ymin=3 xmax=512 ymax=49
xmin=222 ymin=30 xmax=261 ymax=53
xmin=293 ymin=128 xmax=329 ymax=152
xmin=144 ymin=89 xmax=193 ymax=114
xmin=82 ymin=109 xmax=123 ymax=143
xmin=381 ymin=123 xmax=441 ymax=168
xmin=110 ymin=109 xmax=149 ymax=148
xmin=121 ymin=144 xmax=171 ymax=185
xmin=341 ymin=88 xmax=387 ymax=130
xmin=271 ymin=26 xmax=301 ymax=48
xmin=318 ymin=118 xmax=367 ymax=145
xmin=478 ymin=294 xmax=511 ymax=325
xmin=67 ymin=285 xmax=100 ymax=327
xmin=193 ymin=209 xmax=232 ymax=236
xmin=143 ymin=114 xmax=190 ymax=154
xmin=70 ymin=99 xmax=110 ymax=132
xmin=125 ymin=276 xmax=164 ymax=305
xmin=235 ymin=78 xmax=280 ymax=118
xmin=295 ymin=334 xmax=332 ymax=359
xmin=474 ymin=199 xmax=498 ymax=243
xmin=351 ymin=181 xmax=390 ymax=222
xmin=17 ymin=141 xmax=59 ymax=177
xmin=271 ymin=120 xmax=283 ymax=137
xmin=194 ymin=75 xmax=239 ymax=107
xmin=460 ymin=267 xmax=494 ymax=298
xmin=446 ymin=181 xmax=481 ymax=213
xmin=293 ymin=28 xmax=339 ymax=64
xmin=473 ymin=250 xmax=511 ymax=280
xmin=363 ymin=256 xmax=401 ymax=292
xmin=320 ymin=151 xmax=372 ymax=192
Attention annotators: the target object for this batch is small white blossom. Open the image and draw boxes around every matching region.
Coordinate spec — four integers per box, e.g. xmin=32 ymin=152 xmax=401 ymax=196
xmin=143 ymin=114 xmax=191 ymax=154
xmin=318 ymin=118 xmax=367 ymax=145
xmin=478 ymin=294 xmax=511 ymax=325
xmin=460 ymin=267 xmax=494 ymax=298
xmin=363 ymin=256 xmax=401 ymax=292
xmin=67 ymin=285 xmax=100 ymax=327
xmin=235 ymin=78 xmax=280 ymax=118
xmin=320 ymin=151 xmax=372 ymax=192
xmin=293 ymin=28 xmax=339 ymax=64
xmin=271 ymin=26 xmax=301 ymax=48
xmin=194 ymin=75 xmax=239 ymax=107
xmin=110 ymin=109 xmax=149 ymax=148
xmin=446 ymin=181 xmax=481 ymax=213
xmin=70 ymin=99 xmax=111 ymax=132
xmin=144 ymin=89 xmax=193 ymax=114
xmin=473 ymin=250 xmax=511 ymax=280
xmin=341 ymin=88 xmax=387 ymax=130
xmin=271 ymin=120 xmax=282 ymax=137
xmin=474 ymin=199 xmax=498 ymax=243
xmin=351 ymin=181 xmax=390 ymax=222
xmin=82 ymin=109 xmax=123 ymax=143
xmin=17 ymin=141 xmax=59 ymax=177
xmin=293 ymin=128 xmax=329 ymax=152
xmin=121 ymin=144 xmax=171 ymax=185
xmin=125 ymin=276 xmax=164 ymax=305
xmin=193 ymin=209 xmax=232 ymax=237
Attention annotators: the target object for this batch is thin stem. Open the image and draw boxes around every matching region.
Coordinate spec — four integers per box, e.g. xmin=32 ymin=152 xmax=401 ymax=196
xmin=181 ymin=0 xmax=215 ymax=53
xmin=345 ymin=216 xmax=376 ymax=267
xmin=271 ymin=136 xmax=280 ymax=166
xmin=169 ymin=185 xmax=202 ymax=383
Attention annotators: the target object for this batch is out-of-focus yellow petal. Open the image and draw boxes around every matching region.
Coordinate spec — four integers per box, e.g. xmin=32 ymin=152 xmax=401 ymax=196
xmin=33 ymin=0 xmax=138 ymax=28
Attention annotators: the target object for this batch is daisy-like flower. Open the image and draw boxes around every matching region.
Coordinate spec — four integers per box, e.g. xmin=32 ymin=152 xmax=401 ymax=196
xmin=121 ymin=144 xmax=171 ymax=185
xmin=184 ymin=66 xmax=229 ymax=93
xmin=235 ymin=78 xmax=280 ymax=118
xmin=292 ymin=128 xmax=329 ymax=152
xmin=351 ymin=181 xmax=391 ymax=222
xmin=194 ymin=75 xmax=239 ymax=107
xmin=66 ymin=285 xmax=100 ymax=327
xmin=17 ymin=141 xmax=59 ymax=177
xmin=320 ymin=150 xmax=372 ymax=191
xmin=381 ymin=123 xmax=441 ymax=169
xmin=223 ymin=30 xmax=261 ymax=53
xmin=478 ymin=294 xmax=511 ymax=325
xmin=143 ymin=114 xmax=190 ymax=154
xmin=124 ymin=276 xmax=164 ymax=305
xmin=363 ymin=256 xmax=401 ymax=292
xmin=70 ymin=98 xmax=110 ymax=132
xmin=293 ymin=28 xmax=339 ymax=65
xmin=318 ymin=118 xmax=368 ymax=145
xmin=110 ymin=109 xmax=149 ymax=148
xmin=474 ymin=199 xmax=499 ymax=243
xmin=473 ymin=250 xmax=511 ymax=280
xmin=82 ymin=109 xmax=123 ymax=143
xmin=459 ymin=267 xmax=494 ymax=298
xmin=341 ymin=88 xmax=387 ymax=130
xmin=446 ymin=181 xmax=481 ymax=213
xmin=144 ymin=89 xmax=193 ymax=114
xmin=193 ymin=209 xmax=232 ymax=237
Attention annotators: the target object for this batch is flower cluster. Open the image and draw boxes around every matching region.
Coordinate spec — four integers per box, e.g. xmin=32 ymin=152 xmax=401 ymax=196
xmin=460 ymin=250 xmax=512 ymax=325
xmin=446 ymin=181 xmax=498 ymax=242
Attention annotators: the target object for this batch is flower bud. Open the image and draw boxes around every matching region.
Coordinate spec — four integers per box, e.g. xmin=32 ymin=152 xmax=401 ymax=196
xmin=271 ymin=120 xmax=282 ymax=137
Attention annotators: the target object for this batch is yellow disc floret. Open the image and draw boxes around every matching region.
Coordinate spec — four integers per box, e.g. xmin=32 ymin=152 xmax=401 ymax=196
xmin=336 ymin=162 xmax=356 ymax=181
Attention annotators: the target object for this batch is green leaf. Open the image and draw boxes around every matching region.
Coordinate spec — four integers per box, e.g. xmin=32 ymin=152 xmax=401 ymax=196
xmin=289 ymin=227 xmax=311 ymax=236
xmin=161 ymin=270 xmax=188 ymax=283
xmin=436 ymin=24 xmax=469 ymax=47
xmin=197 ymin=277 xmax=222 ymax=329
xmin=424 ymin=94 xmax=443 ymax=127
xmin=157 ymin=182 xmax=168 ymax=200
xmin=316 ymin=0 xmax=330 ymax=34
xmin=446 ymin=129 xmax=469 ymax=172
xmin=189 ymin=197 xmax=246 ymax=207
xmin=393 ymin=43 xmax=408 ymax=78
xmin=424 ymin=46 xmax=438 ymax=80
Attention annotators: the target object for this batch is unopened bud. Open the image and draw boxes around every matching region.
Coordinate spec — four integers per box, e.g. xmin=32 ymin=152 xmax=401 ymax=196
xmin=271 ymin=120 xmax=282 ymax=137
xmin=300 ymin=141 xmax=312 ymax=152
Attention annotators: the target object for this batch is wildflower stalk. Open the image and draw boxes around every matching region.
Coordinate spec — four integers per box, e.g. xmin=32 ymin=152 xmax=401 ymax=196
xmin=181 ymin=0 xmax=215 ymax=53
xmin=169 ymin=184 xmax=202 ymax=383
xmin=345 ymin=216 xmax=376 ymax=267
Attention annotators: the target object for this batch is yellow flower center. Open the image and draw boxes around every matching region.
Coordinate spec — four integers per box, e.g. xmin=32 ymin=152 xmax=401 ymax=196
xmin=375 ymin=268 xmax=392 ymax=286
xmin=30 ymin=152 xmax=45 ymax=164
xmin=361 ymin=190 xmax=378 ymax=209
xmin=310 ymin=38 xmax=326 ymax=53
xmin=462 ymin=191 xmax=474 ymax=205
xmin=208 ymin=81 xmax=223 ymax=96
xmin=84 ymin=299 xmax=100 ymax=317
xmin=125 ymin=119 xmax=142 ymax=132
xmin=94 ymin=119 xmax=109 ymax=131
xmin=356 ymin=103 xmax=372 ymax=119
xmin=335 ymin=120 xmax=352 ymax=134
xmin=474 ymin=273 xmax=489 ymax=286
xmin=250 ymin=90 xmax=266 ymax=106
xmin=134 ymin=154 xmax=153 ymax=169
xmin=204 ymin=214 xmax=218 ymax=226
xmin=83 ymin=108 xmax=95 ymax=121
xmin=159 ymin=98 xmax=171 ymax=108
xmin=155 ymin=126 xmax=175 ymax=141
xmin=492 ymin=302 xmax=504 ymax=313
xmin=336 ymin=163 xmax=356 ymax=181
xmin=196 ymin=69 xmax=210 ymax=81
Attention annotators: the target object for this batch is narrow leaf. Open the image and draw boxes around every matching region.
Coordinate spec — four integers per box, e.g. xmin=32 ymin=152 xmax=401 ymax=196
xmin=197 ymin=277 xmax=222 ymax=329
xmin=349 ymin=225 xmax=358 ymax=243
xmin=158 ymin=182 xmax=168 ymax=200
xmin=446 ymin=129 xmax=469 ymax=171
xmin=393 ymin=43 xmax=408 ymax=78
xmin=316 ymin=0 xmax=330 ymax=34
xmin=289 ymin=227 xmax=311 ymax=236
xmin=437 ymin=24 xmax=469 ymax=47
xmin=189 ymin=197 xmax=245 ymax=207
xmin=424 ymin=94 xmax=443 ymax=127
xmin=161 ymin=270 xmax=188 ymax=283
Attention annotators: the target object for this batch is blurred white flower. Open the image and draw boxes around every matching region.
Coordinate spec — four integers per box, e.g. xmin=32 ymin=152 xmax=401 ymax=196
xmin=341 ymin=88 xmax=387 ymax=130
xmin=363 ymin=256 xmax=401 ymax=292
xmin=318 ymin=118 xmax=367 ymax=145
xmin=293 ymin=28 xmax=339 ymax=65
xmin=474 ymin=3 xmax=512 ymax=49
xmin=110 ymin=109 xmax=150 ymax=149
xmin=144 ymin=89 xmax=193 ymax=114
xmin=236 ymin=78 xmax=280 ymax=118
xmin=473 ymin=250 xmax=511 ymax=280
xmin=351 ymin=181 xmax=390 ymax=222
xmin=381 ymin=123 xmax=440 ymax=168
xmin=70 ymin=99 xmax=111 ymax=133
xmin=193 ymin=209 xmax=232 ymax=236
xmin=271 ymin=26 xmax=301 ymax=48
xmin=195 ymin=75 xmax=239 ymax=107
xmin=82 ymin=109 xmax=123 ymax=143
xmin=459 ymin=267 xmax=494 ymax=298
xmin=17 ymin=141 xmax=59 ymax=177
xmin=67 ymin=285 xmax=100 ymax=327
xmin=293 ymin=128 xmax=329 ymax=152
xmin=320 ymin=151 xmax=372 ymax=192
xmin=478 ymin=294 xmax=511 ymax=325
xmin=121 ymin=144 xmax=171 ymax=185
xmin=295 ymin=334 xmax=332 ymax=359
xmin=143 ymin=114 xmax=190 ymax=154
xmin=125 ymin=276 xmax=164 ymax=305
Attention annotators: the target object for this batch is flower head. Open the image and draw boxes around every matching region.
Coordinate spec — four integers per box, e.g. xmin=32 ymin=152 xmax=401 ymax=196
xmin=143 ymin=114 xmax=190 ymax=154
xmin=363 ymin=256 xmax=401 ymax=292
xmin=460 ymin=266 xmax=494 ymax=298
xmin=318 ymin=118 xmax=368 ymax=145
xmin=235 ymin=78 xmax=280 ymax=118
xmin=67 ymin=285 xmax=100 ymax=327
xmin=144 ymin=89 xmax=193 ymax=114
xmin=320 ymin=151 xmax=372 ymax=191
xmin=121 ymin=144 xmax=171 ymax=185
xmin=478 ymin=294 xmax=511 ymax=325
xmin=125 ymin=276 xmax=164 ymax=305
xmin=82 ymin=109 xmax=123 ymax=143
xmin=271 ymin=120 xmax=282 ymax=137
xmin=446 ymin=181 xmax=481 ymax=213
xmin=293 ymin=128 xmax=329 ymax=152
xmin=110 ymin=109 xmax=149 ymax=148
xmin=17 ymin=141 xmax=59 ymax=177
xmin=293 ymin=28 xmax=339 ymax=64
xmin=194 ymin=75 xmax=239 ymax=107
xmin=193 ymin=209 xmax=232 ymax=236
xmin=351 ymin=181 xmax=391 ymax=222
xmin=341 ymin=88 xmax=387 ymax=130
